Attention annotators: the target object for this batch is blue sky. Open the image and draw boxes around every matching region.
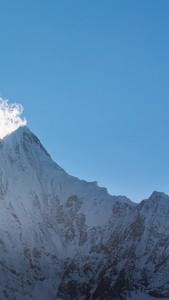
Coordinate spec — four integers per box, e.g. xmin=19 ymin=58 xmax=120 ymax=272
xmin=0 ymin=0 xmax=169 ymax=202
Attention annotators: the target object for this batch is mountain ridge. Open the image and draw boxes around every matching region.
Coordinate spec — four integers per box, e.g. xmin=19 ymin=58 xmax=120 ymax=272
xmin=0 ymin=126 xmax=168 ymax=299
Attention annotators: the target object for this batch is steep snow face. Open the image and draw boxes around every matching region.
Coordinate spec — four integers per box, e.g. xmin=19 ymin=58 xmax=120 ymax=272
xmin=0 ymin=127 xmax=168 ymax=300
xmin=1 ymin=126 xmax=134 ymax=227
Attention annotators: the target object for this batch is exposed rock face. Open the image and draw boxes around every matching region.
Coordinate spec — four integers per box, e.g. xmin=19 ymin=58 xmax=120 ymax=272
xmin=0 ymin=127 xmax=168 ymax=300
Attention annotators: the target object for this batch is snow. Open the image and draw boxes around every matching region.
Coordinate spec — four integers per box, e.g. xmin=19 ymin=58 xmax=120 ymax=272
xmin=0 ymin=126 xmax=168 ymax=299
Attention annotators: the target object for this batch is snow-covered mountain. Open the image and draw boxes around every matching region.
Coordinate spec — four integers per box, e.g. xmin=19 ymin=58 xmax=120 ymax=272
xmin=0 ymin=126 xmax=168 ymax=300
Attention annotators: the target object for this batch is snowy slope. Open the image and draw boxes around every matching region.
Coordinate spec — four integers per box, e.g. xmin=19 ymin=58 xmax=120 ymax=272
xmin=0 ymin=126 xmax=168 ymax=299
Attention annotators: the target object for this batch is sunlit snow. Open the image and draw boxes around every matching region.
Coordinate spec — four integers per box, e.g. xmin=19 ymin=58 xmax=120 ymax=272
xmin=0 ymin=98 xmax=27 ymax=139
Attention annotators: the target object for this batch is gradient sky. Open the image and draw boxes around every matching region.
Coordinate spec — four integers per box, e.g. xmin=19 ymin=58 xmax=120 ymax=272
xmin=0 ymin=0 xmax=169 ymax=202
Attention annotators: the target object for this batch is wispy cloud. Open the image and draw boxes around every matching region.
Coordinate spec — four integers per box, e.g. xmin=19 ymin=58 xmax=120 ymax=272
xmin=0 ymin=98 xmax=27 ymax=139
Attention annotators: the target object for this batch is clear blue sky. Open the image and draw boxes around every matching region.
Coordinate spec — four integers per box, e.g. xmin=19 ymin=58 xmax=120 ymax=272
xmin=0 ymin=0 xmax=169 ymax=202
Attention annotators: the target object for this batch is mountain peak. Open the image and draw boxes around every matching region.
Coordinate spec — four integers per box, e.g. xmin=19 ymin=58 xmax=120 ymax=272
xmin=149 ymin=190 xmax=169 ymax=202
xmin=0 ymin=125 xmax=169 ymax=299
xmin=2 ymin=125 xmax=51 ymax=159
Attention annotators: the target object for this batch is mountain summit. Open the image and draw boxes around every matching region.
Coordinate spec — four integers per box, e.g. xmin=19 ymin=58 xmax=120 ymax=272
xmin=0 ymin=126 xmax=168 ymax=300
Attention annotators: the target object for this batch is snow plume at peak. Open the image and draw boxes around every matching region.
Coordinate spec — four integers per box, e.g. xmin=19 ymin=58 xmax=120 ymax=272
xmin=0 ymin=98 xmax=27 ymax=139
